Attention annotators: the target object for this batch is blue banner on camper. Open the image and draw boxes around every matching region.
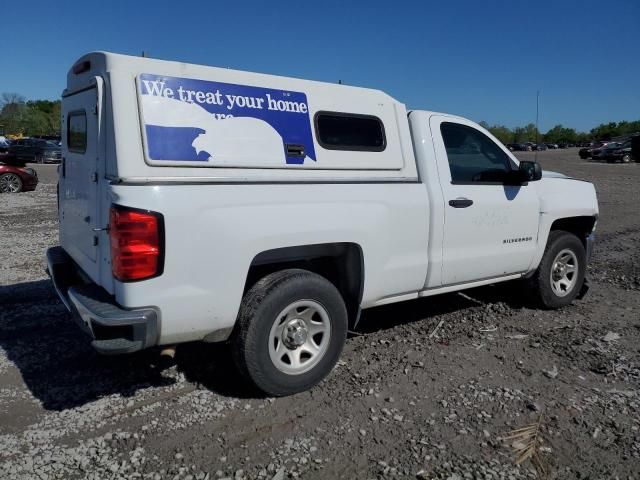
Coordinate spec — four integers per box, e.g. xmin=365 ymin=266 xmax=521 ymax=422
xmin=138 ymin=74 xmax=316 ymax=165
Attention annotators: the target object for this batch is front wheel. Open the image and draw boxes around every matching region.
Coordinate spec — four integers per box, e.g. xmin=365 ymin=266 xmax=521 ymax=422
xmin=622 ymin=153 xmax=631 ymax=163
xmin=528 ymin=231 xmax=586 ymax=308
xmin=232 ymin=269 xmax=348 ymax=396
xmin=0 ymin=173 xmax=23 ymax=193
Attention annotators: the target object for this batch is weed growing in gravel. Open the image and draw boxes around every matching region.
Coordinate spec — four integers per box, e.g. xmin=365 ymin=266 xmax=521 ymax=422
xmin=503 ymin=413 xmax=548 ymax=478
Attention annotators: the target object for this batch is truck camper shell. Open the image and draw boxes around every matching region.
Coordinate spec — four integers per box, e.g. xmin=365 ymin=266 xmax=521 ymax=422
xmin=66 ymin=52 xmax=418 ymax=183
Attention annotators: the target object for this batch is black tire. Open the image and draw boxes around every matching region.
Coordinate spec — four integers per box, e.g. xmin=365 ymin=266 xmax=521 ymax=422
xmin=528 ymin=231 xmax=586 ymax=309
xmin=232 ymin=269 xmax=348 ymax=396
xmin=0 ymin=173 xmax=23 ymax=193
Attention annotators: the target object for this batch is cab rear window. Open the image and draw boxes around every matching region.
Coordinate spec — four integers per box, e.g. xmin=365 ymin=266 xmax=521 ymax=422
xmin=68 ymin=111 xmax=87 ymax=153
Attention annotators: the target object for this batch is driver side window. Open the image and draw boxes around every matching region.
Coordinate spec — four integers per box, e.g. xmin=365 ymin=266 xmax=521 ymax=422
xmin=441 ymin=122 xmax=513 ymax=184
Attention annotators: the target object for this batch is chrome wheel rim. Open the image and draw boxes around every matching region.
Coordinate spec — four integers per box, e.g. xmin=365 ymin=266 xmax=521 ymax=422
xmin=550 ymin=249 xmax=578 ymax=297
xmin=0 ymin=173 xmax=21 ymax=193
xmin=268 ymin=299 xmax=331 ymax=375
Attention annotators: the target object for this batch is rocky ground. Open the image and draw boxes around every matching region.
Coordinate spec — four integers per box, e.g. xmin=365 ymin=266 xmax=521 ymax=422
xmin=0 ymin=149 xmax=639 ymax=479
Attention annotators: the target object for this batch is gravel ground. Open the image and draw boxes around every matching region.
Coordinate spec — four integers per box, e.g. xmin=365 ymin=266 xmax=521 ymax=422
xmin=1 ymin=149 xmax=639 ymax=479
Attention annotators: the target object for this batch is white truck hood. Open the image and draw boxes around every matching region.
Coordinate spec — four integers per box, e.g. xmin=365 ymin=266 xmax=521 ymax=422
xmin=542 ymin=170 xmax=570 ymax=179
xmin=535 ymin=171 xmax=599 ymax=219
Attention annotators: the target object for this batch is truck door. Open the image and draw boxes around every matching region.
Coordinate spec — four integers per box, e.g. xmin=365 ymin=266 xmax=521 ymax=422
xmin=59 ymin=80 xmax=103 ymax=282
xmin=429 ymin=115 xmax=540 ymax=285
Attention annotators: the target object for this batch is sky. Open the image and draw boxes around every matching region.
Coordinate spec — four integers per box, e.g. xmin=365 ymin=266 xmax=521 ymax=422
xmin=2 ymin=0 xmax=638 ymax=133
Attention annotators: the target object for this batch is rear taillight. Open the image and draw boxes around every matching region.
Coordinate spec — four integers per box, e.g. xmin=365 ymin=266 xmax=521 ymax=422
xmin=109 ymin=205 xmax=163 ymax=282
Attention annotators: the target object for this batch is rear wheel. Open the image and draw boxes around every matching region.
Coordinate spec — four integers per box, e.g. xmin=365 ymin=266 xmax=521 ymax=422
xmin=232 ymin=269 xmax=348 ymax=396
xmin=528 ymin=231 xmax=586 ymax=308
xmin=0 ymin=173 xmax=23 ymax=193
xmin=622 ymin=153 xmax=631 ymax=163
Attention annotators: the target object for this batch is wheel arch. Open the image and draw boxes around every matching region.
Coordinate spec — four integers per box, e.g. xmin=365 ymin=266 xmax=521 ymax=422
xmin=549 ymin=215 xmax=597 ymax=248
xmin=528 ymin=214 xmax=597 ymax=276
xmin=244 ymin=242 xmax=365 ymax=330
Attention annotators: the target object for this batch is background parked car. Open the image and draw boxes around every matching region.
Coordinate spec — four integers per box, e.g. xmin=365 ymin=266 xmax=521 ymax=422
xmin=7 ymin=138 xmax=62 ymax=165
xmin=33 ymin=135 xmax=62 ymax=146
xmin=632 ymin=135 xmax=640 ymax=162
xmin=592 ymin=142 xmax=621 ymax=161
xmin=604 ymin=140 xmax=633 ymax=163
xmin=579 ymin=141 xmax=613 ymax=159
xmin=0 ymin=163 xmax=38 ymax=193
xmin=534 ymin=144 xmax=547 ymax=151
xmin=545 ymin=143 xmax=559 ymax=149
xmin=506 ymin=143 xmax=529 ymax=151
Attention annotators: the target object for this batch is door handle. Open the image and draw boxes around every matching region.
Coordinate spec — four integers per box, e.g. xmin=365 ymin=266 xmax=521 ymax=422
xmin=448 ymin=198 xmax=474 ymax=208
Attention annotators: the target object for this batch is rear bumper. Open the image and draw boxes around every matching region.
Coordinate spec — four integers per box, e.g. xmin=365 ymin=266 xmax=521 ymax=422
xmin=46 ymin=246 xmax=158 ymax=354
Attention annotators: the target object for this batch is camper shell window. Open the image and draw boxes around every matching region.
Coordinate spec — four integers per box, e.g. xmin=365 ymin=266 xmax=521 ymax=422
xmin=314 ymin=112 xmax=386 ymax=152
xmin=68 ymin=111 xmax=87 ymax=153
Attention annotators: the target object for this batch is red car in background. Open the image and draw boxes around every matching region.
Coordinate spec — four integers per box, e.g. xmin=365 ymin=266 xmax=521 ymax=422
xmin=0 ymin=162 xmax=39 ymax=193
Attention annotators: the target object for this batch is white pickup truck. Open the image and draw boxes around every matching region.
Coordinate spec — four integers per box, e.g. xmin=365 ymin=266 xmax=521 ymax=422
xmin=47 ymin=52 xmax=598 ymax=396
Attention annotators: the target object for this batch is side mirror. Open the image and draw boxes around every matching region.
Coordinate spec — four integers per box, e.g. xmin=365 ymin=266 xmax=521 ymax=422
xmin=518 ymin=160 xmax=542 ymax=182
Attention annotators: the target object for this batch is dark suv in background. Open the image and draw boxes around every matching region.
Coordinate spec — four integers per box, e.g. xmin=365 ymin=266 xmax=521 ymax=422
xmin=7 ymin=138 xmax=62 ymax=165
xmin=506 ymin=143 xmax=530 ymax=151
xmin=604 ymin=140 xmax=633 ymax=163
xmin=579 ymin=141 xmax=614 ymax=159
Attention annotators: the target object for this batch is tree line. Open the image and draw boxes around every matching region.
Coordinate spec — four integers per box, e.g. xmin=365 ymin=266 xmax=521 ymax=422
xmin=479 ymin=120 xmax=640 ymax=145
xmin=1 ymin=91 xmax=638 ymax=143
xmin=0 ymin=93 xmax=61 ymax=136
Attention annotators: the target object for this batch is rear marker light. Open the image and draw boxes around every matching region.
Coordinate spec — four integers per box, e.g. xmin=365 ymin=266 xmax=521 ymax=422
xmin=109 ymin=205 xmax=164 ymax=282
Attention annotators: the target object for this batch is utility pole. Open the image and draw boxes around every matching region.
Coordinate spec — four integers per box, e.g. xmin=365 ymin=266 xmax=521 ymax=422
xmin=535 ymin=90 xmax=540 ymax=144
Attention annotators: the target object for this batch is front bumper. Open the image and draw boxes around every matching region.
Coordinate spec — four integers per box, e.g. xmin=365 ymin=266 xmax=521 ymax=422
xmin=46 ymin=246 xmax=158 ymax=355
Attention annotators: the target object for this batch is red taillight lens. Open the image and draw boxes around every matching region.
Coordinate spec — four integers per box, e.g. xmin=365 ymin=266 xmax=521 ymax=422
xmin=109 ymin=205 xmax=163 ymax=282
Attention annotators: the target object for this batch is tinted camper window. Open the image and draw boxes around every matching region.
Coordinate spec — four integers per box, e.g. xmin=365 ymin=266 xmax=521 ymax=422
xmin=68 ymin=111 xmax=87 ymax=153
xmin=315 ymin=112 xmax=386 ymax=151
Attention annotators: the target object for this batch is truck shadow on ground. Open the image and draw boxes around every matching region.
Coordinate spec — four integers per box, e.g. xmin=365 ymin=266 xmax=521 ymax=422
xmin=0 ymin=278 xmax=531 ymax=411
xmin=355 ymin=280 xmax=531 ymax=335
xmin=0 ymin=280 xmax=255 ymax=410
